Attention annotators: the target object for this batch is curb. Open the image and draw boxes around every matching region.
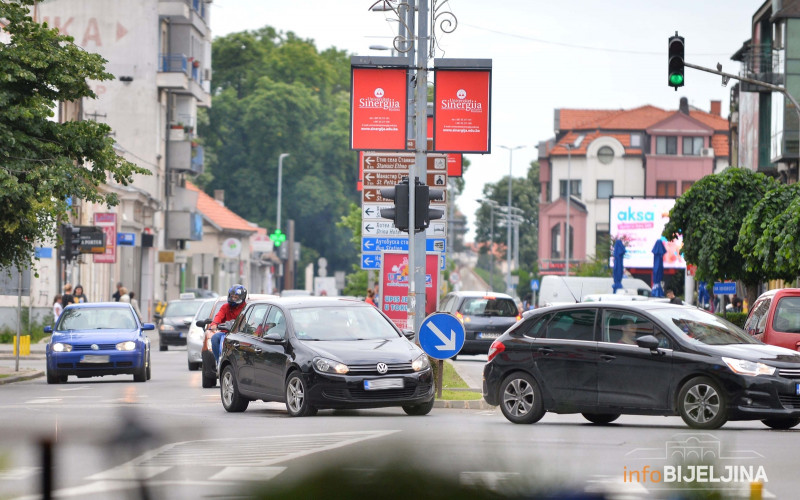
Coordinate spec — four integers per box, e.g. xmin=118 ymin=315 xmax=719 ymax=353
xmin=434 ymin=399 xmax=496 ymax=410
xmin=0 ymin=370 xmax=44 ymax=385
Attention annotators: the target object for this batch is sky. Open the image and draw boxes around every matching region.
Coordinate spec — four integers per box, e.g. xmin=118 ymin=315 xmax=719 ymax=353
xmin=210 ymin=0 xmax=758 ymax=240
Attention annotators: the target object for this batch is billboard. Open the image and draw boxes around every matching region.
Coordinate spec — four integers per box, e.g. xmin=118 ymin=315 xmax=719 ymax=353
xmin=379 ymin=252 xmax=441 ymax=330
xmin=93 ymin=213 xmax=117 ymax=264
xmin=609 ymin=197 xmax=686 ymax=269
xmin=433 ymin=62 xmax=491 ymax=153
xmin=350 ymin=67 xmax=408 ymax=151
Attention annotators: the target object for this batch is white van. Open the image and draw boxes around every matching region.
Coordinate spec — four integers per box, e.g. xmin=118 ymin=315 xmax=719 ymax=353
xmin=537 ymin=276 xmax=652 ymax=308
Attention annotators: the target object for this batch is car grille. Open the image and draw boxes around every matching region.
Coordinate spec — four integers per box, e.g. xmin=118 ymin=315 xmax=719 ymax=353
xmin=324 ymin=382 xmax=431 ymax=401
xmin=778 ymin=368 xmax=800 ymax=380
xmin=779 ymin=395 xmax=800 ymax=409
xmin=72 ymin=344 xmax=117 ymax=351
xmin=347 ymin=362 xmax=414 ymax=375
xmin=76 ymin=362 xmax=114 ymax=369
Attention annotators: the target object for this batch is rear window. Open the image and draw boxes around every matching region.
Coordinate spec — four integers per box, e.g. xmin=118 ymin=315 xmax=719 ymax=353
xmin=458 ymin=297 xmax=518 ymax=317
xmin=165 ymin=300 xmax=203 ymax=317
xmin=773 ymin=296 xmax=800 ymax=333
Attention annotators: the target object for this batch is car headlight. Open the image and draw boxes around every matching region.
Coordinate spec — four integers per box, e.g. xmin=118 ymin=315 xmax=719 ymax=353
xmin=52 ymin=342 xmax=72 ymax=352
xmin=159 ymin=324 xmax=176 ymax=332
xmin=116 ymin=341 xmax=137 ymax=351
xmin=313 ymin=357 xmax=349 ymax=374
xmin=412 ymin=353 xmax=430 ymax=372
xmin=722 ymin=357 xmax=776 ymax=376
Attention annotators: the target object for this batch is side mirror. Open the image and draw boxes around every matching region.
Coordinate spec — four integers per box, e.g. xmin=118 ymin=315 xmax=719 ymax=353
xmin=636 ymin=335 xmax=660 ymax=351
xmin=142 ymin=323 xmax=156 ymax=331
xmin=183 ymin=319 xmax=192 ymax=326
xmin=196 ymin=318 xmax=212 ymax=328
xmin=219 ymin=319 xmax=235 ymax=332
xmin=402 ymin=329 xmax=415 ymax=341
xmin=263 ymin=332 xmax=283 ymax=342
xmin=44 ymin=325 xmax=53 ymax=333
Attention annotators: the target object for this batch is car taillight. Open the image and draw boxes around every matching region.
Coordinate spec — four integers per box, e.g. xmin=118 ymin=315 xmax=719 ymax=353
xmin=487 ymin=340 xmax=505 ymax=362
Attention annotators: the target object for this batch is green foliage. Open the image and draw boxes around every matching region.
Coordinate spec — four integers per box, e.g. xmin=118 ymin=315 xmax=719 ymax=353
xmin=717 ymin=312 xmax=747 ymax=329
xmin=662 ymin=168 xmax=776 ymax=286
xmin=0 ymin=307 xmax=52 ymax=344
xmin=574 ymin=254 xmax=612 ymax=277
xmin=0 ymin=0 xmax=150 ymax=270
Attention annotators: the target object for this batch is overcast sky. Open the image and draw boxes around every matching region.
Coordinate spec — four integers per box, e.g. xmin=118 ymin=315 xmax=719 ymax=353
xmin=210 ymin=0 xmax=758 ymax=241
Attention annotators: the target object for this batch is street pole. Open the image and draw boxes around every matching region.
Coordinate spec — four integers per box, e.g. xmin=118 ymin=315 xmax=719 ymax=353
xmin=499 ymin=145 xmax=525 ymax=294
xmin=565 ymin=144 xmax=571 ymax=277
xmin=277 ymin=153 xmax=289 ymax=232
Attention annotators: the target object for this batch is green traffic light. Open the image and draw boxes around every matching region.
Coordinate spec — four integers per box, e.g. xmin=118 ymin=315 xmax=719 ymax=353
xmin=669 ymin=73 xmax=684 ymax=86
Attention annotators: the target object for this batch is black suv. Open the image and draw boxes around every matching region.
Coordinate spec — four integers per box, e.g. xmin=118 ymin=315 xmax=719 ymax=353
xmin=438 ymin=291 xmax=520 ymax=356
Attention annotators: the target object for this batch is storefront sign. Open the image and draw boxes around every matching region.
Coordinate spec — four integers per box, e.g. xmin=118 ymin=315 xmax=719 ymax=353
xmin=93 ymin=213 xmax=117 ymax=264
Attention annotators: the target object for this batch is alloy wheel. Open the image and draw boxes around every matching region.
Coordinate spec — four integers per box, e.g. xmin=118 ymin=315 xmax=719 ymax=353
xmin=683 ymin=383 xmax=720 ymax=424
xmin=287 ymin=377 xmax=305 ymax=413
xmin=503 ymin=377 xmax=534 ymax=417
xmin=221 ymin=370 xmax=235 ymax=407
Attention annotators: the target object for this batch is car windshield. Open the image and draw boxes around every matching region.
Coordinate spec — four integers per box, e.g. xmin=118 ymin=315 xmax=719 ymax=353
xmin=460 ymin=297 xmax=518 ymax=317
xmin=165 ymin=300 xmax=203 ymax=317
xmin=289 ymin=306 xmax=399 ymax=341
xmin=57 ymin=307 xmax=137 ymax=330
xmin=195 ymin=300 xmax=215 ymax=320
xmin=649 ymin=308 xmax=759 ymax=345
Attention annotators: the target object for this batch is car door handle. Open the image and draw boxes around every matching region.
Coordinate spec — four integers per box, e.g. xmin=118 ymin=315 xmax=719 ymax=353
xmin=253 ymin=347 xmax=262 ymax=354
xmin=537 ymin=347 xmax=554 ymax=355
xmin=600 ymin=354 xmax=616 ymax=361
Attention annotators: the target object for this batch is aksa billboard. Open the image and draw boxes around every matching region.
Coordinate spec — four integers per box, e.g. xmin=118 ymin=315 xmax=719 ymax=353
xmin=609 ymin=197 xmax=686 ymax=269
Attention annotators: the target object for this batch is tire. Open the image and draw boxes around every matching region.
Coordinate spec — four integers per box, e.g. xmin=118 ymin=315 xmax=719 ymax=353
xmin=285 ymin=372 xmax=316 ymax=417
xmin=146 ymin=354 xmax=152 ymax=380
xmin=188 ymin=360 xmax=201 ymax=371
xmin=46 ymin=366 xmax=62 ymax=385
xmin=202 ymin=371 xmax=216 ymax=388
xmin=762 ymin=417 xmax=800 ymax=430
xmin=403 ymin=398 xmax=435 ymax=416
xmin=220 ymin=365 xmax=248 ymax=412
xmin=133 ymin=357 xmax=147 ymax=382
xmin=582 ymin=413 xmax=621 ymax=425
xmin=159 ymin=345 xmax=168 ymax=352
xmin=498 ymin=372 xmax=545 ymax=424
xmin=677 ymin=376 xmax=727 ymax=429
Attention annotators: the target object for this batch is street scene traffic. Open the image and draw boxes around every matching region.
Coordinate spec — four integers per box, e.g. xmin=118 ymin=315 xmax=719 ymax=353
xmin=3 ymin=0 xmax=800 ymax=499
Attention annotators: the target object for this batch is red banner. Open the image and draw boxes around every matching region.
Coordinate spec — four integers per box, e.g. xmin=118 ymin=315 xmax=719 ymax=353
xmin=379 ymin=252 xmax=440 ymax=331
xmin=426 ymin=116 xmax=463 ymax=177
xmin=93 ymin=213 xmax=117 ymax=264
xmin=351 ymin=67 xmax=408 ymax=151
xmin=433 ymin=69 xmax=491 ymax=153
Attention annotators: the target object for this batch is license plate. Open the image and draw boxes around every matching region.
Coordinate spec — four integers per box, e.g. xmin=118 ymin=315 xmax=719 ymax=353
xmin=796 ymin=383 xmax=800 ymax=396
xmin=364 ymin=378 xmax=404 ymax=391
xmin=179 ymin=332 xmax=186 ymax=338
xmin=478 ymin=332 xmax=500 ymax=339
xmin=81 ymin=355 xmax=110 ymax=364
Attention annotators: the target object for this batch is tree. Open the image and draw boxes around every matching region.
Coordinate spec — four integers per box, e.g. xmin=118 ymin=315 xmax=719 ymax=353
xmin=662 ymin=167 xmax=776 ymax=292
xmin=0 ymin=0 xmax=148 ymax=270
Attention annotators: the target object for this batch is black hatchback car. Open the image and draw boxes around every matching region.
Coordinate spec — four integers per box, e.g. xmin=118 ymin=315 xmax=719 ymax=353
xmin=156 ymin=297 xmax=205 ymax=351
xmin=218 ymin=297 xmax=435 ymax=417
xmin=483 ymin=302 xmax=800 ymax=430
xmin=438 ymin=291 xmax=521 ymax=356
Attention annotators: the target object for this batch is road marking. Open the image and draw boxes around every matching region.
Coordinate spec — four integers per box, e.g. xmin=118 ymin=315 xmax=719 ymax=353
xmin=0 ymin=466 xmax=38 ymax=480
xmin=24 ymin=398 xmax=61 ymax=404
xmin=210 ymin=466 xmax=286 ymax=481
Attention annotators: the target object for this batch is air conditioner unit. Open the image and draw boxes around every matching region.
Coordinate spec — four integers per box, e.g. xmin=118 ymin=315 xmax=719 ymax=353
xmin=701 ymin=148 xmax=714 ymax=157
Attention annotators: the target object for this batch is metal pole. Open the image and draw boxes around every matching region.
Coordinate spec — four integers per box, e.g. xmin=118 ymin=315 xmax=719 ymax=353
xmin=490 ymin=207 xmax=495 ymax=291
xmin=565 ymin=145 xmax=571 ymax=277
xmin=277 ymin=153 xmax=289 ymax=232
xmin=500 ymin=145 xmax=524 ymax=293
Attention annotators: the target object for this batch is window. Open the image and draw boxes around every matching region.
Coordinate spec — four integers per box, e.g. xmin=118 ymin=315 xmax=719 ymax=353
xmin=597 ymin=180 xmax=613 ymax=199
xmin=239 ymin=304 xmax=269 ymax=335
xmin=656 ymin=181 xmax=677 ymax=197
xmin=521 ymin=315 xmax=551 ymax=339
xmin=601 ymin=311 xmax=670 ymax=348
xmin=550 ymin=224 xmax=561 ymax=259
xmin=597 ymin=146 xmax=614 ymax=164
xmin=265 ymin=306 xmax=287 ymax=339
xmin=682 ymin=137 xmax=703 ymax=156
xmin=545 ymin=309 xmax=597 ymax=341
xmin=559 ymin=180 xmax=582 ymax=198
xmin=656 ymin=136 xmax=678 ymax=155
xmin=596 ymin=231 xmax=610 ymax=262
xmin=681 ymin=181 xmax=694 ymax=194
xmin=630 ymin=134 xmax=641 ymax=148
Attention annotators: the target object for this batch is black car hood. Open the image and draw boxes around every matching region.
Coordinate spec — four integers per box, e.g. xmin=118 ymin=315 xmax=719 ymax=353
xmin=303 ymin=337 xmax=422 ymax=364
xmin=700 ymin=343 xmax=800 ymax=366
xmin=161 ymin=316 xmax=193 ymax=327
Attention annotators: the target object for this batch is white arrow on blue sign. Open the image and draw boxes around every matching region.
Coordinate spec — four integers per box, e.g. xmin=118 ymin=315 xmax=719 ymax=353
xmin=361 ymin=254 xmax=382 ymax=269
xmin=418 ymin=313 xmax=465 ymax=360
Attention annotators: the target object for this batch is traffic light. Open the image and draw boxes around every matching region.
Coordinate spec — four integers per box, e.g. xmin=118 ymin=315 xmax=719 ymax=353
xmin=414 ymin=181 xmax=444 ymax=232
xmin=668 ymin=33 xmax=685 ymax=90
xmin=62 ymin=224 xmax=81 ymax=262
xmin=380 ymin=178 xmax=410 ymax=231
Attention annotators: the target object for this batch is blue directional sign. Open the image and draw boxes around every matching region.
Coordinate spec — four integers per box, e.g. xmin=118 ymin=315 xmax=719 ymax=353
xmin=361 ymin=254 xmax=382 ymax=269
xmin=713 ymin=282 xmax=737 ymax=295
xmin=362 ymin=237 xmax=446 ymax=253
xmin=418 ymin=313 xmax=465 ymax=360
xmin=117 ymin=232 xmax=136 ymax=246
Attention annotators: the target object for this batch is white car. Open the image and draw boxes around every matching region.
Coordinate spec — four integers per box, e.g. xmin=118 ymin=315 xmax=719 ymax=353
xmin=186 ymin=298 xmax=217 ymax=370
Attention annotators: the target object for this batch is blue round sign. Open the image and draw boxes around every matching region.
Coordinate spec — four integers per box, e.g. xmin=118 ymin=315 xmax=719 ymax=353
xmin=418 ymin=313 xmax=465 ymax=360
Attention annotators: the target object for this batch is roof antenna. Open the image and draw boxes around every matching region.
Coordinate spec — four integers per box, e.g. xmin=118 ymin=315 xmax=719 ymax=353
xmin=559 ymin=275 xmax=579 ymax=303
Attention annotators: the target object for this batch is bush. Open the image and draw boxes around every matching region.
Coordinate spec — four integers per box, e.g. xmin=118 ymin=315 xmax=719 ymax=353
xmin=0 ymin=307 xmax=52 ymax=344
xmin=716 ymin=311 xmax=747 ymax=328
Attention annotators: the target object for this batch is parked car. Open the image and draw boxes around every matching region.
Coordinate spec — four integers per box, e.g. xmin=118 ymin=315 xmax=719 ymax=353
xmin=219 ymin=296 xmax=434 ymax=416
xmin=483 ymin=302 xmax=800 ymax=430
xmin=199 ymin=293 xmax=275 ymax=388
xmin=44 ymin=302 xmax=154 ymax=383
xmin=438 ymin=291 xmax=521 ymax=356
xmin=537 ymin=275 xmax=652 ymax=307
xmin=155 ymin=297 xmax=205 ymax=351
xmin=186 ymin=298 xmax=217 ymax=370
xmin=744 ymin=288 xmax=800 ymax=351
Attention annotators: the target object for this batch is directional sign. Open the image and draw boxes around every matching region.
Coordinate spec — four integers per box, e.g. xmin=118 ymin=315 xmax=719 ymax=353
xmin=362 ymin=237 xmax=446 ymax=253
xmin=362 ymin=203 xmax=393 ymax=220
xmin=713 ymin=282 xmax=737 ymax=295
xmin=361 ymin=253 xmax=382 ymax=269
xmin=362 ymin=186 xmax=447 ymax=205
xmin=363 ymin=171 xmax=446 ymax=188
xmin=362 ymin=153 xmax=447 ymax=171
xmin=418 ymin=313 xmax=465 ymax=360
xmin=363 ymin=220 xmax=447 ymax=238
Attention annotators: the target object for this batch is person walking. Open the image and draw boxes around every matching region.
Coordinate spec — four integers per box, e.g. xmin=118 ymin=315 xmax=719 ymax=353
xmin=53 ymin=295 xmax=64 ymax=323
xmin=73 ymin=284 xmax=88 ymax=303
xmin=365 ymin=289 xmax=377 ymax=307
xmin=129 ymin=291 xmax=143 ymax=319
xmin=112 ymin=282 xmax=123 ymax=302
xmin=119 ymin=286 xmax=131 ymax=304
xmin=61 ymin=284 xmax=74 ymax=308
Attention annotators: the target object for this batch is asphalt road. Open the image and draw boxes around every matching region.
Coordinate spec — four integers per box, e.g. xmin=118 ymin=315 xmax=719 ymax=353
xmin=1 ymin=346 xmax=798 ymax=499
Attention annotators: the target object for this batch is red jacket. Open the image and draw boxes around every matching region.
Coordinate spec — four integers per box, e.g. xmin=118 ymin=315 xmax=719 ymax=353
xmin=212 ymin=301 xmax=246 ymax=327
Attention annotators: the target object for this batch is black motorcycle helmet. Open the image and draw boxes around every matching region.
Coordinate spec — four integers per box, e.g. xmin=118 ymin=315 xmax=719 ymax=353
xmin=227 ymin=284 xmax=247 ymax=307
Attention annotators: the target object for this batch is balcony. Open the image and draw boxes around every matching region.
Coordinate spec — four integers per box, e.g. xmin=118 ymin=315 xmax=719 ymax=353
xmin=167 ymin=138 xmax=203 ymax=175
xmin=157 ymin=53 xmax=210 ymax=106
xmin=738 ymin=44 xmax=784 ymax=92
xmin=158 ymin=0 xmax=210 ymax=35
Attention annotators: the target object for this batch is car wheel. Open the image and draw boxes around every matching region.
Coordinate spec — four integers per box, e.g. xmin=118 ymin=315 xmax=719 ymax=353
xmin=582 ymin=413 xmax=621 ymax=425
xmin=202 ymin=370 xmax=217 ymax=388
xmin=46 ymin=367 xmax=61 ymax=385
xmin=159 ymin=345 xmax=168 ymax=351
xmin=499 ymin=372 xmax=545 ymax=424
xmin=188 ymin=360 xmax=200 ymax=371
xmin=285 ymin=372 xmax=316 ymax=417
xmin=220 ymin=365 xmax=248 ymax=412
xmin=403 ymin=398 xmax=435 ymax=416
xmin=133 ymin=358 xmax=147 ymax=382
xmin=761 ymin=417 xmax=800 ymax=430
xmin=146 ymin=354 xmax=152 ymax=380
xmin=678 ymin=376 xmax=727 ymax=429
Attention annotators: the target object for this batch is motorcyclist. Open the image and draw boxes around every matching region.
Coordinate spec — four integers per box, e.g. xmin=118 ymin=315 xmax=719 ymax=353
xmin=209 ymin=284 xmax=247 ymax=366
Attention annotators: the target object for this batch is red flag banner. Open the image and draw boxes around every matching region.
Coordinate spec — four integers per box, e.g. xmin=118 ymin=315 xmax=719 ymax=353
xmin=433 ymin=60 xmax=492 ymax=153
xmin=351 ymin=66 xmax=408 ymax=151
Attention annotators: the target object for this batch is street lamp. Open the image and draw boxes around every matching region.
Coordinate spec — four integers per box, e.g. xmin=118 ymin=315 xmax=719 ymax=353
xmin=277 ymin=153 xmax=289 ymax=232
xmin=478 ymin=199 xmax=499 ymax=291
xmin=499 ymin=145 xmax=525 ymax=294
xmin=562 ymin=136 xmax=583 ymax=277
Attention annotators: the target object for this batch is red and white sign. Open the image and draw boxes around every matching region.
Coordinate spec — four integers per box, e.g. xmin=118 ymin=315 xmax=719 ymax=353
xmin=93 ymin=213 xmax=117 ymax=264
xmin=426 ymin=116 xmax=463 ymax=176
xmin=351 ymin=67 xmax=408 ymax=151
xmin=380 ymin=252 xmax=440 ymax=330
xmin=433 ymin=69 xmax=491 ymax=153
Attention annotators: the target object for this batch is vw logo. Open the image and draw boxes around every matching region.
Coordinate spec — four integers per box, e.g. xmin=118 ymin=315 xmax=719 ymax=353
xmin=91 ymin=344 xmax=99 ymax=351
xmin=376 ymin=362 xmax=388 ymax=374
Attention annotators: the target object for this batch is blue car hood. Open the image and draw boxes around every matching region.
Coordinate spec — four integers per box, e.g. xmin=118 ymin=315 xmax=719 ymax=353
xmin=52 ymin=330 xmax=140 ymax=344
xmin=303 ymin=337 xmax=422 ymax=364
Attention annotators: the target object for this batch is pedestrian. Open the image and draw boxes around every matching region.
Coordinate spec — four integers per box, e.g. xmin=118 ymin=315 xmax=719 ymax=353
xmin=119 ymin=286 xmax=130 ymax=303
xmin=209 ymin=285 xmax=247 ymax=367
xmin=112 ymin=282 xmax=123 ymax=302
xmin=61 ymin=283 xmax=74 ymax=308
xmin=129 ymin=291 xmax=143 ymax=319
xmin=73 ymin=284 xmax=88 ymax=303
xmin=665 ymin=288 xmax=683 ymax=305
xmin=373 ymin=282 xmax=380 ymax=308
xmin=365 ymin=289 xmax=377 ymax=307
xmin=53 ymin=295 xmax=64 ymax=323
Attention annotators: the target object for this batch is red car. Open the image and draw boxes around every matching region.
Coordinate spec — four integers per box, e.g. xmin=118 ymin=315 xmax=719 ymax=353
xmin=744 ymin=288 xmax=800 ymax=351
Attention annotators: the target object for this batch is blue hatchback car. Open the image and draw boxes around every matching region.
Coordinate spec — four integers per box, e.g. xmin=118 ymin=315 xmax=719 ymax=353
xmin=45 ymin=302 xmax=155 ymax=384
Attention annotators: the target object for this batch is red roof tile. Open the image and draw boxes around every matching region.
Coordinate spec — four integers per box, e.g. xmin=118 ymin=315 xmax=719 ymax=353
xmin=186 ymin=181 xmax=258 ymax=233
